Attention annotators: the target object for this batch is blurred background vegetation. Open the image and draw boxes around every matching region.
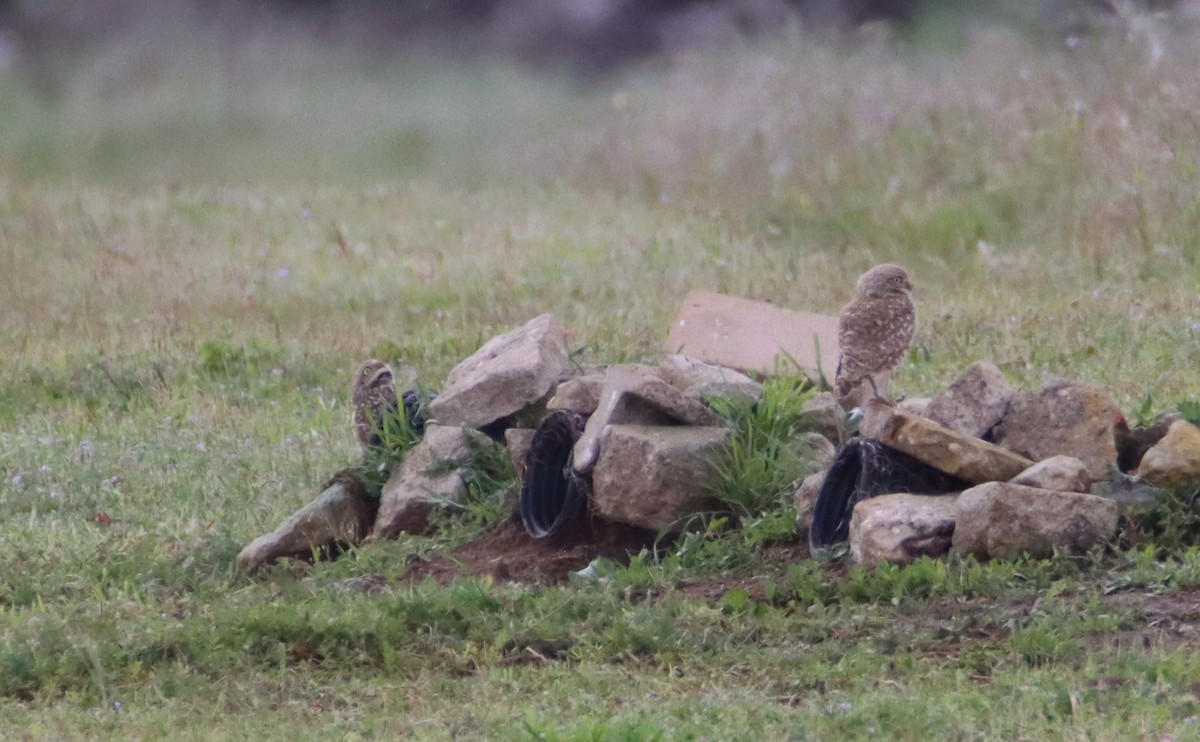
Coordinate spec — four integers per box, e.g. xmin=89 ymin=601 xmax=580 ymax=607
xmin=0 ymin=0 xmax=1192 ymax=183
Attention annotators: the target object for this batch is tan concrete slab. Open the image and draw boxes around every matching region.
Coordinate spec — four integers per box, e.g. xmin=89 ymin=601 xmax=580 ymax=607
xmin=664 ymin=290 xmax=839 ymax=381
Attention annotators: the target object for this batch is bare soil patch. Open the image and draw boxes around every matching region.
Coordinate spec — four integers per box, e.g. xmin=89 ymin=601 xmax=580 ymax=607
xmin=400 ymin=517 xmax=659 ymax=586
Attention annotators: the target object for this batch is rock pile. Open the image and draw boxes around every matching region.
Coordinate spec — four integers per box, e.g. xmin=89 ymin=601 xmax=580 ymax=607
xmin=238 ymin=308 xmax=1200 ymax=576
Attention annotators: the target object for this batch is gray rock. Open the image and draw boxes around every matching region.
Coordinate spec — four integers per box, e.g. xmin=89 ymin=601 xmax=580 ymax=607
xmin=591 ymin=424 xmax=732 ymax=532
xmin=505 ymin=428 xmax=537 ymax=478
xmin=992 ymin=380 xmax=1122 ymax=480
xmin=849 ymin=494 xmax=959 ymax=568
xmin=952 ymin=482 xmax=1118 ymax=560
xmin=897 ymin=397 xmax=932 ymax=418
xmin=1135 ymin=419 xmax=1200 ymax=491
xmin=801 ymin=392 xmax=847 ymax=447
xmin=369 ymin=425 xmax=498 ymax=540
xmin=861 ymin=399 xmax=1034 ymax=484
xmin=793 ymin=469 xmax=826 ymax=534
xmin=237 ymin=478 xmax=377 ymax=574
xmin=546 ymin=373 xmax=607 ymax=415
xmin=1010 ymin=455 xmax=1092 ymax=493
xmin=925 ymin=361 xmax=1013 ymax=438
xmin=428 ymin=314 xmax=570 ymax=429
xmin=657 ymin=354 xmax=763 ymax=405
xmin=572 ymin=365 xmax=723 ymax=474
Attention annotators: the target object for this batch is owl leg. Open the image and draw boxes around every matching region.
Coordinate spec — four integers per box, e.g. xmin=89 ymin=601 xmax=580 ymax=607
xmin=867 ymin=376 xmax=895 ymax=406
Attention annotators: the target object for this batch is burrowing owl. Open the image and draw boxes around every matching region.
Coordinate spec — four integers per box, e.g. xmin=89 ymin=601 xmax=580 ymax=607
xmin=834 ymin=264 xmax=915 ymax=404
xmin=352 ymin=359 xmax=397 ymax=449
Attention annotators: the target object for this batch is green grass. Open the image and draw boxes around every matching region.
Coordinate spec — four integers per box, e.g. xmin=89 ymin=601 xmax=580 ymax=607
xmin=5 ymin=7 xmax=1200 ymax=738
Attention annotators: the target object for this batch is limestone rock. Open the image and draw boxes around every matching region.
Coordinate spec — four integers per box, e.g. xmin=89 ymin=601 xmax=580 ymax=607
xmin=860 ymin=400 xmax=1033 ymax=484
xmin=897 ymin=397 xmax=932 ymax=418
xmin=925 ymin=361 xmax=1013 ymax=438
xmin=370 ymin=425 xmax=498 ymax=540
xmin=794 ymin=470 xmax=826 ymax=534
xmin=1116 ymin=411 xmax=1180 ymax=472
xmin=237 ymin=479 xmax=377 ymax=574
xmin=505 ymin=428 xmax=537 ymax=478
xmin=952 ymin=482 xmax=1118 ymax=560
xmin=1135 ymin=419 xmax=1200 ymax=491
xmin=572 ymin=366 xmax=723 ymax=474
xmin=801 ymin=392 xmax=847 ymax=447
xmin=1010 ymin=455 xmax=1092 ymax=493
xmin=849 ymin=494 xmax=959 ymax=568
xmin=591 ymin=424 xmax=732 ymax=532
xmin=657 ymin=354 xmax=764 ymax=405
xmin=546 ymin=373 xmax=606 ymax=415
xmin=428 ymin=314 xmax=570 ymax=429
xmin=992 ymin=380 xmax=1121 ymax=480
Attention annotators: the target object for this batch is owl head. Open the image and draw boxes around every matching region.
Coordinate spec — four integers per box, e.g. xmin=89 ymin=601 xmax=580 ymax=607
xmin=856 ymin=264 xmax=912 ymax=298
xmin=353 ymin=359 xmax=394 ymax=402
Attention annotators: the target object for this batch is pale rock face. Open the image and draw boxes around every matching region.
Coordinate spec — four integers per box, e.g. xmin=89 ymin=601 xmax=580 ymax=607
xmin=849 ymin=494 xmax=960 ymax=568
xmin=369 ymin=425 xmax=498 ymax=540
xmin=1010 ymin=455 xmax=1092 ymax=493
xmin=572 ymin=365 xmax=722 ymax=475
xmin=860 ymin=399 xmax=1033 ymax=484
xmin=952 ymin=482 xmax=1118 ymax=560
xmin=590 ymin=424 xmax=732 ymax=532
xmin=801 ymin=392 xmax=848 ymax=447
xmin=238 ymin=479 xmax=377 ymax=574
xmin=1135 ymin=419 xmax=1200 ymax=491
xmin=657 ymin=354 xmax=764 ymax=405
xmin=991 ymin=380 xmax=1122 ymax=480
xmin=428 ymin=314 xmax=570 ymax=429
xmin=925 ymin=361 xmax=1013 ymax=438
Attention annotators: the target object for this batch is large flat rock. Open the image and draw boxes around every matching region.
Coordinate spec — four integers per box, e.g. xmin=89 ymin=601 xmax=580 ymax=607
xmin=591 ymin=424 xmax=732 ymax=532
xmin=860 ymin=400 xmax=1033 ymax=484
xmin=952 ymin=481 xmax=1118 ymax=560
xmin=428 ymin=314 xmax=570 ymax=429
xmin=925 ymin=361 xmax=1013 ymax=438
xmin=665 ymin=290 xmax=839 ymax=382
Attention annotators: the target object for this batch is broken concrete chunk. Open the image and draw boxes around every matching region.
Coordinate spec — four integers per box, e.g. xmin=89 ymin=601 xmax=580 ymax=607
xmin=237 ymin=478 xmax=378 ymax=574
xmin=657 ymin=354 xmax=764 ymax=404
xmin=590 ymin=424 xmax=732 ymax=532
xmin=428 ymin=314 xmax=570 ymax=429
xmin=992 ymin=380 xmax=1121 ymax=481
xmin=860 ymin=400 xmax=1033 ymax=484
xmin=952 ymin=482 xmax=1118 ymax=560
xmin=1135 ymin=419 xmax=1200 ymax=492
xmin=801 ymin=392 xmax=847 ymax=447
xmin=370 ymin=425 xmax=498 ymax=540
xmin=572 ymin=365 xmax=723 ymax=474
xmin=665 ymin=289 xmax=839 ymax=382
xmin=849 ymin=494 xmax=959 ymax=568
xmin=925 ymin=361 xmax=1013 ymax=438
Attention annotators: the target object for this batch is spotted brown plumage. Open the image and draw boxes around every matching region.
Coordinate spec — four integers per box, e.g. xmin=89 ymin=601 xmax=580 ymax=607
xmin=352 ymin=359 xmax=397 ymax=449
xmin=834 ymin=264 xmax=915 ymax=404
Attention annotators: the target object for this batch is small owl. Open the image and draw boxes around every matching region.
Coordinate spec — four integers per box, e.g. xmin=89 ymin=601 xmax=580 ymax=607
xmin=834 ymin=264 xmax=915 ymax=404
xmin=352 ymin=359 xmax=397 ymax=449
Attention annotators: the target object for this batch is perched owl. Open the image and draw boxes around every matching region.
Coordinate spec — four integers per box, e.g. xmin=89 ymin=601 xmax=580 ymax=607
xmin=834 ymin=264 xmax=915 ymax=404
xmin=352 ymin=359 xmax=397 ymax=449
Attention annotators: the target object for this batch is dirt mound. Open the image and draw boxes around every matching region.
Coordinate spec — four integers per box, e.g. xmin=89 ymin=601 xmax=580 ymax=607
xmin=401 ymin=517 xmax=658 ymax=586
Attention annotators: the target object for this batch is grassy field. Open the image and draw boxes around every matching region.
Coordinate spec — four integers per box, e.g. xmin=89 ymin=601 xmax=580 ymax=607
xmin=5 ymin=10 xmax=1200 ymax=739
